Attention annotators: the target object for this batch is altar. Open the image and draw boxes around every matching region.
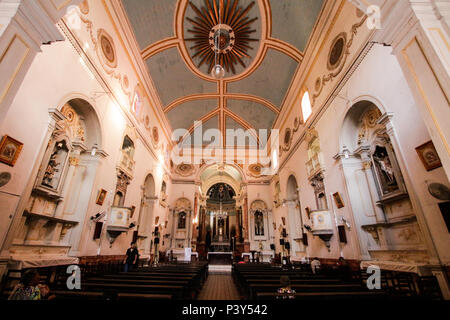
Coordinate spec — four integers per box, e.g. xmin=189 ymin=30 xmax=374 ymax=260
xmin=171 ymin=248 xmax=192 ymax=262
xmin=207 ymin=252 xmax=233 ymax=265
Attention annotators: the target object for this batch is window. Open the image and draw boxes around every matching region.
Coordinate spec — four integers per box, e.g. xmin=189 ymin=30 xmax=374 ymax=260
xmin=302 ymin=91 xmax=312 ymax=122
xmin=272 ymin=149 xmax=278 ymax=170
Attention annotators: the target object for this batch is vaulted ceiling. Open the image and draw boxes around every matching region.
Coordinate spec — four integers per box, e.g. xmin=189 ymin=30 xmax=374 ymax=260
xmin=120 ymin=0 xmax=325 ymax=146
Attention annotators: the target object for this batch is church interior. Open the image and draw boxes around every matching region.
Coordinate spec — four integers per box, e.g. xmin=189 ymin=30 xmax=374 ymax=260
xmin=0 ymin=0 xmax=449 ymax=302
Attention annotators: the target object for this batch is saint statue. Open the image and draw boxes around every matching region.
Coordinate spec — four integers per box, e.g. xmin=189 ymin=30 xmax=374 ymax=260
xmin=255 ymin=211 xmax=264 ymax=236
xmin=373 ymin=148 xmax=396 ymax=185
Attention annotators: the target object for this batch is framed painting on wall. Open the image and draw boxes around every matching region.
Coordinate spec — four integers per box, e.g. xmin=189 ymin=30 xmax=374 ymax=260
xmin=0 ymin=135 xmax=23 ymax=167
xmin=416 ymin=141 xmax=442 ymax=171
xmin=333 ymin=192 xmax=345 ymax=208
xmin=96 ymin=189 xmax=107 ymax=205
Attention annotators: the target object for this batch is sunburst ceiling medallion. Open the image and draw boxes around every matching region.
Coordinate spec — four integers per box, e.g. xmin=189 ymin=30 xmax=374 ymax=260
xmin=185 ymin=0 xmax=259 ymax=76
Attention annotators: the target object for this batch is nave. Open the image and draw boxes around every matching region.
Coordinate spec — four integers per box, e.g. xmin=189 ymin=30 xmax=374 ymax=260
xmin=0 ymin=259 xmax=443 ymax=301
xmin=0 ymin=0 xmax=449 ymax=303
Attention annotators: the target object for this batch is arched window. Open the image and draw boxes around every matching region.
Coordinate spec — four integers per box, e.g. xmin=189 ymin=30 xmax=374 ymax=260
xmin=272 ymin=149 xmax=278 ymax=170
xmin=302 ymin=91 xmax=312 ymax=122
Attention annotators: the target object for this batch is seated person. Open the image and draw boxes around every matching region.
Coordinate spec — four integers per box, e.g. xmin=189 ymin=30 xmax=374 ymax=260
xmin=8 ymin=270 xmax=55 ymax=300
xmin=310 ymin=257 xmax=321 ymax=274
xmin=277 ymin=276 xmax=296 ymax=299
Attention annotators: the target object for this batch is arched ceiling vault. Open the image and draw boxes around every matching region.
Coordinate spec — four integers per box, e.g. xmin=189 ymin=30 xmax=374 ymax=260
xmin=120 ymin=0 xmax=326 ymax=147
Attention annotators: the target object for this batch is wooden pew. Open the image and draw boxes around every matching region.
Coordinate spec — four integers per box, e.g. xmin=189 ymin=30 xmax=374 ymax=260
xmin=256 ymin=291 xmax=389 ymax=300
xmin=117 ymin=293 xmax=172 ymax=300
xmin=81 ymin=282 xmax=187 ymax=300
xmin=248 ymin=283 xmax=364 ymax=299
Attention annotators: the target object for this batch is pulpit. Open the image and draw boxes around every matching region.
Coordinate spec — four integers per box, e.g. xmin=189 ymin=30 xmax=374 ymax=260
xmin=260 ymin=251 xmax=275 ymax=263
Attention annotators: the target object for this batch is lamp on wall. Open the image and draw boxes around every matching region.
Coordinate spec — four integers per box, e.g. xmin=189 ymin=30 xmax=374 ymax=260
xmin=340 ymin=216 xmax=351 ymax=230
xmin=91 ymin=143 xmax=98 ymax=156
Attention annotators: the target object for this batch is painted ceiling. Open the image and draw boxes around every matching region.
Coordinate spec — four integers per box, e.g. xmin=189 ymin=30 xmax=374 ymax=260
xmin=121 ymin=0 xmax=325 ymax=146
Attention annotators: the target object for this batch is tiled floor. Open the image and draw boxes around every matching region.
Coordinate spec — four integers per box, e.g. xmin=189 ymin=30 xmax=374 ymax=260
xmin=197 ymin=273 xmax=240 ymax=300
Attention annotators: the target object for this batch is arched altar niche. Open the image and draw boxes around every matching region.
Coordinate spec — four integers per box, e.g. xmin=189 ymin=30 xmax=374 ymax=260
xmin=206 ymin=183 xmax=237 ymax=246
xmin=13 ymin=98 xmax=104 ymax=262
xmin=137 ymin=174 xmax=157 ymax=257
xmin=338 ymin=100 xmax=426 ymax=263
xmin=171 ymin=197 xmax=192 ymax=249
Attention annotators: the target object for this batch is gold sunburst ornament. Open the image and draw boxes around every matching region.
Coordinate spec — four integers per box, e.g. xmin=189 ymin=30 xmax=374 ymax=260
xmin=185 ymin=0 xmax=258 ymax=77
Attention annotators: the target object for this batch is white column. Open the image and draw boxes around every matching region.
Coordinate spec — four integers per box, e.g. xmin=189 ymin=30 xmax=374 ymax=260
xmin=0 ymin=0 xmax=83 ymax=124
xmin=377 ymin=0 xmax=450 ymax=178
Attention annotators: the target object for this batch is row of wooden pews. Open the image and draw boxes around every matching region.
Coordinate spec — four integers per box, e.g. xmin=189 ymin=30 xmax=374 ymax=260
xmin=1 ymin=262 xmax=208 ymax=301
xmin=233 ymin=263 xmax=394 ymax=300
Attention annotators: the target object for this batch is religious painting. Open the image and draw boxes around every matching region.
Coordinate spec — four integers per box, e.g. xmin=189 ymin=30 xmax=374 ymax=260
xmin=416 ymin=141 xmax=442 ymax=171
xmin=96 ymin=189 xmax=107 ymax=205
xmin=0 ymin=135 xmax=23 ymax=167
xmin=254 ymin=211 xmax=264 ymax=236
xmin=41 ymin=140 xmax=69 ymax=190
xmin=332 ymin=192 xmax=344 ymax=209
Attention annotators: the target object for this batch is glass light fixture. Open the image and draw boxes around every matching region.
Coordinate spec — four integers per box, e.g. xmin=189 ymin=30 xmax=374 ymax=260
xmin=211 ymin=64 xmax=225 ymax=79
xmin=91 ymin=143 xmax=98 ymax=156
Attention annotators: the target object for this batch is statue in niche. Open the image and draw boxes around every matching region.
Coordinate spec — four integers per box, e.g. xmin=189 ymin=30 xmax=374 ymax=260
xmin=372 ymin=145 xmax=399 ymax=194
xmin=122 ymin=136 xmax=134 ymax=158
xmin=218 ymin=217 xmax=225 ymax=237
xmin=255 ymin=211 xmax=264 ymax=236
xmin=178 ymin=212 xmax=186 ymax=229
xmin=42 ymin=141 xmax=68 ymax=189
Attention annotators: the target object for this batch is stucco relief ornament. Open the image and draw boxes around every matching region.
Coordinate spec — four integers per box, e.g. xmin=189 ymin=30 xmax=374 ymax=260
xmin=398 ymin=228 xmax=417 ymax=241
xmin=310 ymin=172 xmax=325 ymax=194
xmin=97 ymin=29 xmax=117 ymax=69
xmin=248 ymin=163 xmax=263 ymax=177
xmin=152 ymin=127 xmax=159 ymax=145
xmin=176 ymin=163 xmax=195 ymax=177
xmin=78 ymin=0 xmax=89 ymax=15
xmin=185 ymin=0 xmax=259 ymax=76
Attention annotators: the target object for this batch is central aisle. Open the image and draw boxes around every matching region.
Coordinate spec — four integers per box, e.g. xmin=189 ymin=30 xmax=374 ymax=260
xmin=197 ymin=274 xmax=240 ymax=300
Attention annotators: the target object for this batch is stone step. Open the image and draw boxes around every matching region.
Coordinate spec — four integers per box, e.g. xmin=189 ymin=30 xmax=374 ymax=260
xmin=208 ymin=265 xmax=232 ymax=273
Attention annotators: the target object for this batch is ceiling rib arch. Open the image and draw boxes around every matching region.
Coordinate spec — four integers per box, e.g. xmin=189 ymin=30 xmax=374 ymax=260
xmin=164 ymin=93 xmax=279 ymax=114
xmin=141 ymin=37 xmax=180 ymax=60
xmin=120 ymin=0 xmax=327 ymax=147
